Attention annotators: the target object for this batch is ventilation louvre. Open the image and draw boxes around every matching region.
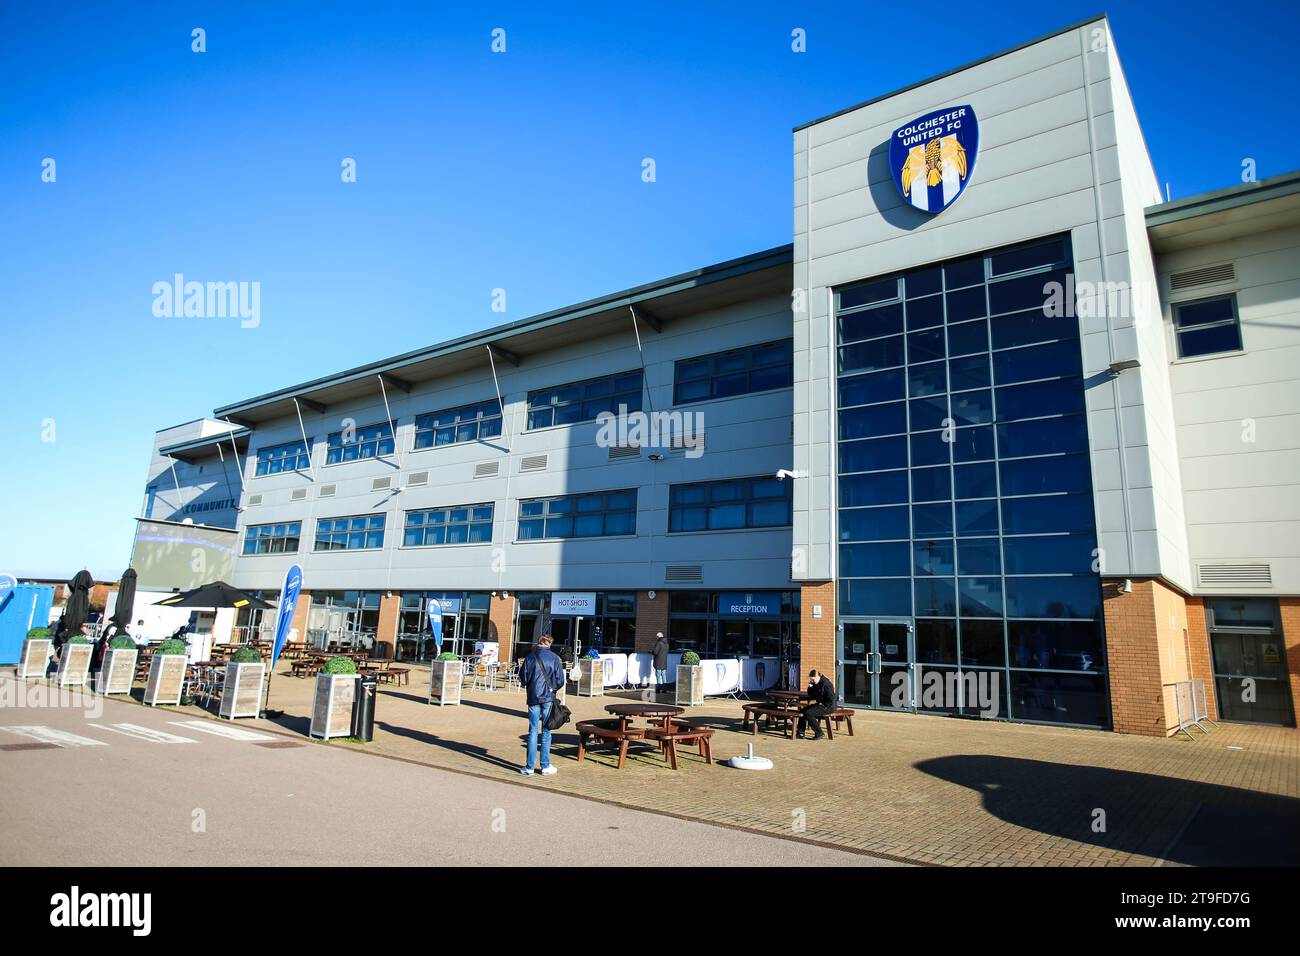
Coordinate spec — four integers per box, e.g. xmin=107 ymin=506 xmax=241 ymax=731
xmin=290 ymin=488 xmax=307 ymax=501
xmin=608 ymin=445 xmax=640 ymax=461
xmin=665 ymin=565 xmax=704 ymax=583
xmin=519 ymin=454 xmax=548 ymax=474
xmin=406 ymin=471 xmax=429 ymax=487
xmin=246 ymin=494 xmax=263 ymax=507
xmin=1197 ymin=563 xmax=1273 ymax=587
xmin=371 ymin=476 xmax=393 ymax=492
xmin=670 ymin=431 xmax=704 ymax=453
xmin=319 ymin=484 xmax=336 ymax=498
xmin=474 ymin=461 xmax=500 ymax=479
xmin=1170 ymin=263 xmax=1235 ymax=292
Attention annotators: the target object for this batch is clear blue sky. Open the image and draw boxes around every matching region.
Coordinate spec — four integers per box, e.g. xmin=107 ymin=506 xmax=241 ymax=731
xmin=2 ymin=0 xmax=1297 ymax=581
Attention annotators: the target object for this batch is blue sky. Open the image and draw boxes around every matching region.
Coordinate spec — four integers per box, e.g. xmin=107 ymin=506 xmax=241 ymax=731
xmin=1 ymin=0 xmax=1297 ymax=580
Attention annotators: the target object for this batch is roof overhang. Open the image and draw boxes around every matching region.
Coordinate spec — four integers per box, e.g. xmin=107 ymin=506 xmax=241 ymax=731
xmin=1146 ymin=170 xmax=1300 ymax=253
xmin=213 ymin=245 xmax=793 ymax=425
xmin=158 ymin=427 xmax=251 ymax=463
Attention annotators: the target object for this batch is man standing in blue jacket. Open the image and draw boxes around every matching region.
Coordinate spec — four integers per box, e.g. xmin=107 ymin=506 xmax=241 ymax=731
xmin=518 ymin=633 xmax=565 ymax=776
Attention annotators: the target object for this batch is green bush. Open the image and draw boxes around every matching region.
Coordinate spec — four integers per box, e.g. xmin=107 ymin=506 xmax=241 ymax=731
xmin=435 ymin=652 xmax=459 ymax=662
xmin=27 ymin=627 xmax=51 ymax=639
xmin=156 ymin=638 xmax=187 ymax=656
xmin=66 ymin=635 xmax=92 ymax=645
xmin=322 ymin=655 xmax=357 ymax=675
xmin=108 ymin=635 xmax=137 ymax=650
xmin=680 ymin=651 xmax=701 ymax=666
xmin=230 ymin=646 xmax=262 ymax=664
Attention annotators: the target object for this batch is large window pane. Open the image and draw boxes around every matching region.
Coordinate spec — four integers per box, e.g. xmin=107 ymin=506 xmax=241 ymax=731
xmin=1003 ymin=576 xmax=1101 ymax=620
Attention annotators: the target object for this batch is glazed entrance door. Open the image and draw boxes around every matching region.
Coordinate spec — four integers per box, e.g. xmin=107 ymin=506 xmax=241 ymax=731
xmin=837 ymin=619 xmax=915 ymax=710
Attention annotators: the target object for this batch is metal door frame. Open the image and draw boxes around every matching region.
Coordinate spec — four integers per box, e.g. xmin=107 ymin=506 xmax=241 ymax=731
xmin=838 ymin=617 xmax=915 ymax=710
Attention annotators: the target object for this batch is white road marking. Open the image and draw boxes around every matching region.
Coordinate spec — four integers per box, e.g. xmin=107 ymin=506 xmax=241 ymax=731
xmin=0 ymin=725 xmax=108 ymax=748
xmin=92 ymin=723 xmax=198 ymax=744
xmin=167 ymin=720 xmax=276 ymax=741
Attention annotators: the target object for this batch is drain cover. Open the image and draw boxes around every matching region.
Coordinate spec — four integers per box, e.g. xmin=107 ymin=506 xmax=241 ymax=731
xmin=256 ymin=741 xmax=304 ymax=749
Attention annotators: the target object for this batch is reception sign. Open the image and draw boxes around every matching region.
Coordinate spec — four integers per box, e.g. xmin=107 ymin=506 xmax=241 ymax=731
xmin=717 ymin=592 xmax=781 ymax=618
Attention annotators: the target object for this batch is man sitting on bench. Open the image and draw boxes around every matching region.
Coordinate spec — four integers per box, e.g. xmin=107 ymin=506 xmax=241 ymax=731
xmin=798 ymin=669 xmax=838 ymax=740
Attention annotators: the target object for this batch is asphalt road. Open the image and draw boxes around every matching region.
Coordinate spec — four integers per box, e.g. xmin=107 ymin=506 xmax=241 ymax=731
xmin=0 ymin=674 xmax=889 ymax=866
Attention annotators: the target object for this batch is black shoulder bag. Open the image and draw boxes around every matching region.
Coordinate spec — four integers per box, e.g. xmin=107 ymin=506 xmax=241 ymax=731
xmin=542 ymin=657 xmax=572 ymax=730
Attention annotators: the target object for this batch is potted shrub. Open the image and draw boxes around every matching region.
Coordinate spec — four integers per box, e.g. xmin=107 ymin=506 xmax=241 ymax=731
xmin=97 ymin=635 xmax=138 ymax=696
xmin=428 ymin=652 xmax=463 ymax=707
xmin=220 ymin=645 xmax=266 ymax=720
xmin=56 ymin=634 xmax=94 ymax=687
xmin=310 ymin=656 xmax=359 ymax=739
xmin=676 ymin=650 xmax=704 ymax=706
xmin=18 ymin=627 xmax=53 ymax=680
xmin=576 ymin=648 xmax=604 ymax=697
xmin=145 ymin=637 xmax=188 ymax=706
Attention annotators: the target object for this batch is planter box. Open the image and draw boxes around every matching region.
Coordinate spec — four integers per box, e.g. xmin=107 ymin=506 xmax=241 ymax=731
xmin=576 ymin=658 xmax=604 ymax=697
xmin=17 ymin=639 xmax=52 ymax=680
xmin=310 ymin=673 xmax=358 ymax=739
xmin=97 ymin=648 xmax=138 ymax=695
xmin=56 ymin=644 xmax=93 ymax=687
xmin=220 ymin=662 xmax=265 ymax=719
xmin=675 ymin=664 xmax=704 ymax=706
xmin=428 ymin=660 xmax=463 ymax=706
xmin=144 ymin=653 xmax=187 ymax=706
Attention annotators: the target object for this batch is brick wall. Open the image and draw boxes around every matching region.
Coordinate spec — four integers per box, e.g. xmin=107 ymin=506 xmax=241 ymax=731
xmin=1185 ymin=596 xmax=1218 ymax=720
xmin=634 ymin=590 xmax=668 ymax=653
xmin=799 ymin=581 xmax=836 ymax=681
xmin=1102 ymin=578 xmax=1168 ymax=736
xmin=1281 ymin=597 xmax=1300 ymax=723
xmin=489 ymin=593 xmax=516 ymax=663
xmin=375 ymin=593 xmax=400 ymax=659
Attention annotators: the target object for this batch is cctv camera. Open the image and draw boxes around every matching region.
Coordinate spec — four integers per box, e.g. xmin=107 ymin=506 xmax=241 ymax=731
xmin=775 ymin=469 xmax=801 ymax=481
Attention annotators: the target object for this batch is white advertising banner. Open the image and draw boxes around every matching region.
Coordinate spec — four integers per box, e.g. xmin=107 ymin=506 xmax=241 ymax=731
xmin=549 ymin=592 xmax=596 ymax=616
xmin=741 ymin=656 xmax=781 ymax=691
xmin=598 ymin=653 xmax=628 ymax=687
xmin=627 ymin=652 xmax=683 ymax=685
xmin=473 ymin=641 xmax=499 ymax=664
xmin=700 ymin=658 xmax=742 ymax=696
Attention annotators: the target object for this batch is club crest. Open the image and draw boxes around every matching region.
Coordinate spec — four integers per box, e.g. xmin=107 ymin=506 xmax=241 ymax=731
xmin=889 ymin=105 xmax=979 ymax=215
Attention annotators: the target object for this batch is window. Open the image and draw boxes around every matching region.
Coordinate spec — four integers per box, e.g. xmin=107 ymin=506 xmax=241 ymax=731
xmin=669 ymin=476 xmax=791 ymax=532
xmin=673 ymin=339 xmax=793 ymax=404
xmin=403 ymin=503 xmax=493 ymax=546
xmin=254 ymin=440 xmax=311 ymax=476
xmin=526 ymin=371 xmax=642 ymax=430
xmin=314 ymin=514 xmax=386 ymax=551
xmin=834 ymin=234 xmax=1109 ymax=729
xmin=413 ymin=399 xmax=502 ymax=449
xmin=242 ymin=521 xmax=301 ymax=555
xmin=1174 ymin=295 xmax=1242 ymax=358
xmin=326 ymin=423 xmax=395 ymax=464
xmin=517 ymin=490 xmax=637 ymax=540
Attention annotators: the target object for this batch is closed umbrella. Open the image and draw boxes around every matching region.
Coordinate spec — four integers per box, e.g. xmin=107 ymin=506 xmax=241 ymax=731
xmin=60 ymin=569 xmax=95 ymax=648
xmin=111 ymin=567 xmax=138 ymax=631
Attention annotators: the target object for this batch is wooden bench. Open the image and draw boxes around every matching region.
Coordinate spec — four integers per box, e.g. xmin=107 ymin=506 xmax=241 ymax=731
xmin=830 ymin=708 xmax=855 ymax=736
xmin=575 ymin=719 xmax=646 ymax=770
xmin=742 ymin=704 xmax=802 ymax=738
xmin=645 ymin=719 xmax=715 ymax=769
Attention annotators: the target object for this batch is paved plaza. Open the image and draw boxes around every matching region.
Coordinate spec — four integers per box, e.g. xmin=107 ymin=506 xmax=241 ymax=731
xmin=5 ymin=664 xmax=1298 ymax=866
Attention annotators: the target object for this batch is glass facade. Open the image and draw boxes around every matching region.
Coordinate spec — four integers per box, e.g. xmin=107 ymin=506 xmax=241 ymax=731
xmin=397 ymin=591 xmax=491 ymax=662
xmin=513 ymin=592 xmax=637 ymax=661
xmin=834 ymin=235 xmax=1109 ymax=728
xmin=668 ymin=591 xmax=801 ymax=687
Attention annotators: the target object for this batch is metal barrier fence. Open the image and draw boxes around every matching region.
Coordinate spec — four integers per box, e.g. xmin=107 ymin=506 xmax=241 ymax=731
xmin=1168 ymin=678 xmax=1217 ymax=741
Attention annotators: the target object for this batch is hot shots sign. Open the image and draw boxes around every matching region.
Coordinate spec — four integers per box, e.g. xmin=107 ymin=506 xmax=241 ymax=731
xmin=889 ymin=104 xmax=979 ymax=215
xmin=549 ymin=592 xmax=596 ymax=617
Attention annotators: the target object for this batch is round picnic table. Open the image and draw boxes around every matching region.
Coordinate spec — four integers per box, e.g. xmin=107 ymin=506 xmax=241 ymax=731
xmin=767 ymin=690 xmax=811 ymax=709
xmin=604 ymin=702 xmax=684 ymax=733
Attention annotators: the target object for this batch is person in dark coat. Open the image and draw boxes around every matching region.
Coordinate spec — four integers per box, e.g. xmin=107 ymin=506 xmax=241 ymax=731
xmin=517 ymin=634 xmax=565 ymax=776
xmin=651 ymin=632 xmax=669 ymax=688
xmin=797 ymin=669 xmax=838 ymax=740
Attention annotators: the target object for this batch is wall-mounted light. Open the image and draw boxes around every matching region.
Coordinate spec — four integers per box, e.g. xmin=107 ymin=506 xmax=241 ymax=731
xmin=1108 ymin=358 xmax=1140 ymax=375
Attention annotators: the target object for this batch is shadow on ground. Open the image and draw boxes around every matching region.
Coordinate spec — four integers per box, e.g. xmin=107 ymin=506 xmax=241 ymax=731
xmin=917 ymin=754 xmax=1300 ymax=866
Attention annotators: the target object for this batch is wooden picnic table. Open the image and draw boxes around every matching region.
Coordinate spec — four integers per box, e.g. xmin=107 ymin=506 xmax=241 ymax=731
xmin=766 ymin=690 xmax=811 ymax=709
xmin=603 ymin=702 xmax=684 ymax=733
